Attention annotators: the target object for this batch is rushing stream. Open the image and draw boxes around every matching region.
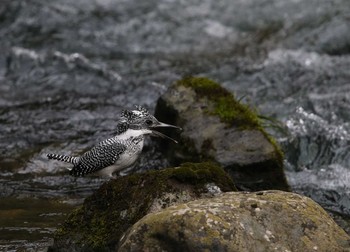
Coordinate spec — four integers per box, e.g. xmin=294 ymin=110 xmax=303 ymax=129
xmin=1 ymin=0 xmax=350 ymax=250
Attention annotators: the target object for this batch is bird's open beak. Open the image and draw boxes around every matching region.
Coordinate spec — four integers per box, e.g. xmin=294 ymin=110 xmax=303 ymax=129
xmin=151 ymin=130 xmax=178 ymax=143
xmin=150 ymin=121 xmax=181 ymax=143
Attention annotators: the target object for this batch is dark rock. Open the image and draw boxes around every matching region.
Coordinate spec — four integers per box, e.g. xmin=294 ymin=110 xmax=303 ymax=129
xmin=155 ymin=76 xmax=289 ymax=191
xmin=49 ymin=162 xmax=236 ymax=252
xmin=119 ymin=191 xmax=350 ymax=252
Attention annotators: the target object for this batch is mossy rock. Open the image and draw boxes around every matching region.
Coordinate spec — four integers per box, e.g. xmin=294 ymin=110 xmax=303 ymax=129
xmin=49 ymin=162 xmax=236 ymax=252
xmin=176 ymin=77 xmax=261 ymax=128
xmin=155 ymin=76 xmax=289 ymax=191
xmin=119 ymin=191 xmax=350 ymax=252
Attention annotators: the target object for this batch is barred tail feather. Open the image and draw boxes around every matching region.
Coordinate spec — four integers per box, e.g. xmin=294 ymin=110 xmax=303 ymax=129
xmin=47 ymin=153 xmax=79 ymax=166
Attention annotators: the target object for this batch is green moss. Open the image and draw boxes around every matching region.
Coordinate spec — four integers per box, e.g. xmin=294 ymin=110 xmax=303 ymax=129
xmin=177 ymin=76 xmax=260 ymax=129
xmin=177 ymin=76 xmax=231 ymax=98
xmin=263 ymin=131 xmax=284 ymax=166
xmin=170 ymin=162 xmax=237 ymax=193
xmin=54 ymin=207 xmax=82 ymax=237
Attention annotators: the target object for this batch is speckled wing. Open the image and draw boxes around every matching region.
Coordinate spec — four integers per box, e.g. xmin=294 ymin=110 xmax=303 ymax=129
xmin=70 ymin=138 xmax=126 ymax=177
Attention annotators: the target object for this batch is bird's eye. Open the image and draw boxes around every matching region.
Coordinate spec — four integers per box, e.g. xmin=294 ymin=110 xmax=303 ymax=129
xmin=145 ymin=119 xmax=153 ymax=126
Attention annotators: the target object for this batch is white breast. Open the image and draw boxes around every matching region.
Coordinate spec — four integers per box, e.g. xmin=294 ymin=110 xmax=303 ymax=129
xmin=96 ymin=138 xmax=144 ymax=178
xmin=118 ymin=129 xmax=152 ymax=140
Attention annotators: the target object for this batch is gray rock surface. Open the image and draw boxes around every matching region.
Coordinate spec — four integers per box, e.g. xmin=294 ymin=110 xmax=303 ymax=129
xmin=119 ymin=191 xmax=350 ymax=252
xmin=155 ymin=77 xmax=289 ymax=191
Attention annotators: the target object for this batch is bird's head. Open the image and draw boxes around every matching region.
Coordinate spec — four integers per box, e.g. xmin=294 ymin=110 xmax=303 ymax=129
xmin=120 ymin=105 xmax=181 ymax=143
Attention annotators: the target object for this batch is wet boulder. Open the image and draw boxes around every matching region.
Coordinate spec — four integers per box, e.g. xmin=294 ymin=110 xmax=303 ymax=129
xmin=155 ymin=77 xmax=289 ymax=191
xmin=119 ymin=191 xmax=350 ymax=252
xmin=49 ymin=162 xmax=236 ymax=252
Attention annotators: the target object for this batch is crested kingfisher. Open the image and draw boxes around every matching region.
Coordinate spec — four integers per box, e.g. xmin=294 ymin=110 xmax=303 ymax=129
xmin=47 ymin=106 xmax=180 ymax=177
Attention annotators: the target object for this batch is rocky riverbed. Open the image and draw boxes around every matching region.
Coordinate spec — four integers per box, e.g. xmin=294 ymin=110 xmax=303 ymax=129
xmin=1 ymin=0 xmax=350 ymax=250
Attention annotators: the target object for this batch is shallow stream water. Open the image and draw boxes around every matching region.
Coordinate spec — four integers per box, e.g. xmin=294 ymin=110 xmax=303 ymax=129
xmin=1 ymin=0 xmax=350 ymax=250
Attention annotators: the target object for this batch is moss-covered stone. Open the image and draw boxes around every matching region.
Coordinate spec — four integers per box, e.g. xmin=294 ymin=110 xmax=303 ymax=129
xmin=49 ymin=162 xmax=236 ymax=252
xmin=169 ymin=162 xmax=234 ymax=190
xmin=155 ymin=76 xmax=289 ymax=191
xmin=176 ymin=76 xmax=260 ymax=129
xmin=119 ymin=191 xmax=350 ymax=252
xmin=177 ymin=76 xmax=285 ymax=169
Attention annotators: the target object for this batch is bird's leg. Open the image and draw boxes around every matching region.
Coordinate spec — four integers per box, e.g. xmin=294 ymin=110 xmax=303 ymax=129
xmin=110 ymin=173 xmax=120 ymax=179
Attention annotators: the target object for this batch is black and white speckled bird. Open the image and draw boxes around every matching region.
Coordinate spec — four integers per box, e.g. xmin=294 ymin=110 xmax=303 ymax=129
xmin=47 ymin=106 xmax=180 ymax=177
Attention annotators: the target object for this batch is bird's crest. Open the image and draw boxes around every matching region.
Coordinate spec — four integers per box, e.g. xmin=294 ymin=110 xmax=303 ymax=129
xmin=134 ymin=105 xmax=150 ymax=115
xmin=121 ymin=105 xmax=150 ymax=121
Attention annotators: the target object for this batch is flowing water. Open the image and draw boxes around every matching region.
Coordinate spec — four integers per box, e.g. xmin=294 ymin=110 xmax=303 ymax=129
xmin=1 ymin=0 xmax=350 ymax=250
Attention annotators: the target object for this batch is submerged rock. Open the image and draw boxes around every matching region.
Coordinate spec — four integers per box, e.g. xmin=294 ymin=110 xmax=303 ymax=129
xmin=119 ymin=191 xmax=350 ymax=252
xmin=155 ymin=77 xmax=289 ymax=191
xmin=49 ymin=162 xmax=236 ymax=252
